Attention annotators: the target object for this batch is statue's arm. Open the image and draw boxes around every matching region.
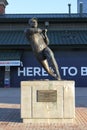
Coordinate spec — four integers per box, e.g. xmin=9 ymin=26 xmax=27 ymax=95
xmin=42 ymin=29 xmax=49 ymax=45
xmin=25 ymin=28 xmax=42 ymax=35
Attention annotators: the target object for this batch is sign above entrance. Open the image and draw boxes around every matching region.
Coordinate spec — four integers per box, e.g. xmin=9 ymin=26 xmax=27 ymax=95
xmin=0 ymin=60 xmax=20 ymax=66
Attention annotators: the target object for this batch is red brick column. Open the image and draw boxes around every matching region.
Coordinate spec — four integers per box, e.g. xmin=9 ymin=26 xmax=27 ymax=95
xmin=0 ymin=5 xmax=5 ymax=14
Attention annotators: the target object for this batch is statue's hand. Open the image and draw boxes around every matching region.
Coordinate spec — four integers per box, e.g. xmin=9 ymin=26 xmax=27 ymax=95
xmin=42 ymin=29 xmax=47 ymax=33
xmin=42 ymin=29 xmax=47 ymax=36
xmin=45 ymin=29 xmax=47 ymax=32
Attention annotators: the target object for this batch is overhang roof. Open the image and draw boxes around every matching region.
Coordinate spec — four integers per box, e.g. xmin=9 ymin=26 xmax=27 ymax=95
xmin=0 ymin=13 xmax=87 ymax=23
xmin=0 ymin=50 xmax=21 ymax=60
xmin=0 ymin=13 xmax=87 ymax=18
xmin=0 ymin=30 xmax=87 ymax=46
xmin=0 ymin=30 xmax=28 ymax=45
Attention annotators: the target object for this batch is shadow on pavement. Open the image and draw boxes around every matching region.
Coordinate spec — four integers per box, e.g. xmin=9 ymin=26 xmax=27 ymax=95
xmin=0 ymin=108 xmax=22 ymax=123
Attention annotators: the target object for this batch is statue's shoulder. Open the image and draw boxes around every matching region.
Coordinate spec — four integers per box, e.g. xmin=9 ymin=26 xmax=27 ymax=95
xmin=24 ymin=28 xmax=34 ymax=37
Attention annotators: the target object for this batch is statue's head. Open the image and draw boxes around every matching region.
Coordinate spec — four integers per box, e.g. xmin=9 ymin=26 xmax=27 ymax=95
xmin=28 ymin=18 xmax=38 ymax=28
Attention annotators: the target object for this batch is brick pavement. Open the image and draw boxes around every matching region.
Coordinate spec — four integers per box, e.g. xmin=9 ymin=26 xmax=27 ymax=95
xmin=0 ymin=88 xmax=87 ymax=130
xmin=0 ymin=103 xmax=87 ymax=130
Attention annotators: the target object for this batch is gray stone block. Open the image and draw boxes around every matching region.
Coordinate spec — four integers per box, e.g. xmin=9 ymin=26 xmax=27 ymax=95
xmin=21 ymin=80 xmax=75 ymax=123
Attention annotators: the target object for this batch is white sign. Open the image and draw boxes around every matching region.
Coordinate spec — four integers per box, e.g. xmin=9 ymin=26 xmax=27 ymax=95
xmin=18 ymin=66 xmax=87 ymax=77
xmin=18 ymin=67 xmax=48 ymax=77
xmin=61 ymin=66 xmax=87 ymax=76
xmin=0 ymin=60 xmax=20 ymax=66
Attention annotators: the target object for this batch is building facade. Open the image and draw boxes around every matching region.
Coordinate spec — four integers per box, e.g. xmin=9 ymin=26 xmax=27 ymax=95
xmin=0 ymin=0 xmax=87 ymax=88
xmin=77 ymin=0 xmax=87 ymax=13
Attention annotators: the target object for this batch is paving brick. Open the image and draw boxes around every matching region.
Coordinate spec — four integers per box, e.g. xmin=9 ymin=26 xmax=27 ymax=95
xmin=0 ymin=104 xmax=87 ymax=130
xmin=0 ymin=87 xmax=87 ymax=130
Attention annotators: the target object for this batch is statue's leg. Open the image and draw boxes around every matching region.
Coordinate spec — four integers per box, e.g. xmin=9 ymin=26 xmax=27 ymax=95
xmin=44 ymin=47 xmax=61 ymax=80
xmin=39 ymin=59 xmax=57 ymax=78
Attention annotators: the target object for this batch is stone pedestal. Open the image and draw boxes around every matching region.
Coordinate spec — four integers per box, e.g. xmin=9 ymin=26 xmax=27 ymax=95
xmin=21 ymin=80 xmax=75 ymax=123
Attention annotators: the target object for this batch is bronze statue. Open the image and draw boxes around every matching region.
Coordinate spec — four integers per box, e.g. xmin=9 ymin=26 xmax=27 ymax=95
xmin=25 ymin=18 xmax=61 ymax=80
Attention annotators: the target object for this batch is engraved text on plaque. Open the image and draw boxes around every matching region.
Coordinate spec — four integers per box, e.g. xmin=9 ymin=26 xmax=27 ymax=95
xmin=37 ymin=90 xmax=57 ymax=102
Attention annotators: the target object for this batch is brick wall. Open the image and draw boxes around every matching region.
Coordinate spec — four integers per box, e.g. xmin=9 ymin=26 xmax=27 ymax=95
xmin=0 ymin=5 xmax=5 ymax=14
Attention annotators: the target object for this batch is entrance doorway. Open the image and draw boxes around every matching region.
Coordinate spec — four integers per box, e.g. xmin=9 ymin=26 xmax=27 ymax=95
xmin=4 ymin=66 xmax=10 ymax=88
xmin=0 ymin=67 xmax=5 ymax=87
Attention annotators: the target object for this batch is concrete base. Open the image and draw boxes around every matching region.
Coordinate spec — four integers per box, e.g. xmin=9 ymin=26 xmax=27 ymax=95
xmin=21 ymin=80 xmax=75 ymax=123
xmin=23 ymin=118 xmax=74 ymax=124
